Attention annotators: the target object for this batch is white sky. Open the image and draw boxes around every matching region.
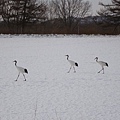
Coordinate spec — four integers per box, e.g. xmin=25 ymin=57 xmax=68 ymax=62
xmin=88 ymin=0 xmax=112 ymax=15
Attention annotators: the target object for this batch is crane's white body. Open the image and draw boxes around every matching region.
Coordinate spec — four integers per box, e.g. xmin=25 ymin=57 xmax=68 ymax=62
xmin=16 ymin=66 xmax=26 ymax=74
xmin=13 ymin=60 xmax=28 ymax=81
xmin=66 ymin=55 xmax=78 ymax=73
xmin=68 ymin=59 xmax=76 ymax=66
xmin=95 ymin=57 xmax=108 ymax=74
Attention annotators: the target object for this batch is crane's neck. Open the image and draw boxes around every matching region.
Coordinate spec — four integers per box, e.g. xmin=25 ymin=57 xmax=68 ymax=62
xmin=96 ymin=59 xmax=98 ymax=62
xmin=67 ymin=56 xmax=69 ymax=60
xmin=14 ymin=62 xmax=17 ymax=66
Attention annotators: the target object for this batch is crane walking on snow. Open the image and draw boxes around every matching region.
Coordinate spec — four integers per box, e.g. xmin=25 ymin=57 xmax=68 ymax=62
xmin=13 ymin=60 xmax=28 ymax=81
xmin=94 ymin=57 xmax=108 ymax=74
xmin=65 ymin=55 xmax=78 ymax=73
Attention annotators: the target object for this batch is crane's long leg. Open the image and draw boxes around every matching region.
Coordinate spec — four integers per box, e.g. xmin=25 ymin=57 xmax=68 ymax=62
xmin=73 ymin=66 xmax=76 ymax=73
xmin=23 ymin=74 xmax=26 ymax=81
xmin=103 ymin=68 xmax=104 ymax=74
xmin=15 ymin=72 xmax=20 ymax=81
xmin=68 ymin=66 xmax=72 ymax=73
xmin=98 ymin=67 xmax=104 ymax=73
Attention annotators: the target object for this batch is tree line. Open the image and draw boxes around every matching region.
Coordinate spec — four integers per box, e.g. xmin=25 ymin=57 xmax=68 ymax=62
xmin=0 ymin=0 xmax=120 ymax=34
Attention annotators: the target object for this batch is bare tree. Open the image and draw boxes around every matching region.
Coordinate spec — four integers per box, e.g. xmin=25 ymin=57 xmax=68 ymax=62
xmin=0 ymin=0 xmax=47 ymax=33
xmin=48 ymin=0 xmax=91 ymax=33
xmin=97 ymin=0 xmax=120 ymax=33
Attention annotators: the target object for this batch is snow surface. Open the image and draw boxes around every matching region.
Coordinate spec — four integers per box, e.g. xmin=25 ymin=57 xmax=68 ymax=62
xmin=0 ymin=34 xmax=120 ymax=120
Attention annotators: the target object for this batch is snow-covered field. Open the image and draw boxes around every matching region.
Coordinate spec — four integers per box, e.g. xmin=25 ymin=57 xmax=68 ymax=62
xmin=0 ymin=35 xmax=120 ymax=120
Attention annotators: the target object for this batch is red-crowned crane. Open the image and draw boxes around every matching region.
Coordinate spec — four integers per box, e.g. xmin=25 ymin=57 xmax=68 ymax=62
xmin=94 ymin=57 xmax=108 ymax=74
xmin=13 ymin=60 xmax=28 ymax=81
xmin=65 ymin=55 xmax=78 ymax=73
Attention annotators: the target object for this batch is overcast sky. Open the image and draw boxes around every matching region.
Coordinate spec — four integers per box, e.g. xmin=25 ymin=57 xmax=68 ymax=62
xmin=88 ymin=0 xmax=112 ymax=15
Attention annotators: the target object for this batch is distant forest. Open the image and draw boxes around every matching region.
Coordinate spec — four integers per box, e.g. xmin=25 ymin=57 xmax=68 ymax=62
xmin=0 ymin=0 xmax=120 ymax=35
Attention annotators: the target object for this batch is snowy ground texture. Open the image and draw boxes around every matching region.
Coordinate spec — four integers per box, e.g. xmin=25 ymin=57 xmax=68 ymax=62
xmin=0 ymin=34 xmax=120 ymax=120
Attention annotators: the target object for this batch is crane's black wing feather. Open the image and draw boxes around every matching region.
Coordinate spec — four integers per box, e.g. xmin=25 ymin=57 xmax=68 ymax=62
xmin=106 ymin=63 xmax=108 ymax=67
xmin=75 ymin=62 xmax=78 ymax=67
xmin=24 ymin=69 xmax=28 ymax=74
